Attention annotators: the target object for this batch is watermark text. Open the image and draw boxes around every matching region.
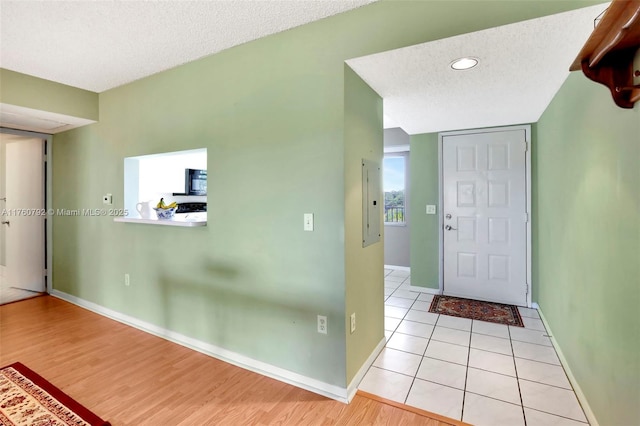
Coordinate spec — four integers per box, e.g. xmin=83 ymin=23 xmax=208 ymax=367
xmin=1 ymin=208 xmax=129 ymax=217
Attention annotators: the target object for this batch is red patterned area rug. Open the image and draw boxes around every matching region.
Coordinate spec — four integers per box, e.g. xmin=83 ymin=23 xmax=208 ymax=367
xmin=0 ymin=362 xmax=110 ymax=426
xmin=429 ymin=295 xmax=525 ymax=327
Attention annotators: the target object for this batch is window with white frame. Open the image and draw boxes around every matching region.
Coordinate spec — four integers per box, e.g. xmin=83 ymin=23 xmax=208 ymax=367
xmin=383 ymin=154 xmax=406 ymax=224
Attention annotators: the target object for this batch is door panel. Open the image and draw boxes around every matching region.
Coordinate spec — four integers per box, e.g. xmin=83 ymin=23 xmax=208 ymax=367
xmin=443 ymin=129 xmax=527 ymax=306
xmin=4 ymin=137 xmax=45 ymax=292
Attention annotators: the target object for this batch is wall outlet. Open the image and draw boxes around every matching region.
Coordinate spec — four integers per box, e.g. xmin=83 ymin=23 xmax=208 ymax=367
xmin=124 ymin=273 xmax=130 ymax=286
xmin=103 ymin=193 xmax=113 ymax=205
xmin=426 ymin=204 xmax=436 ymax=214
xmin=350 ymin=313 xmax=356 ymax=334
xmin=317 ymin=315 xmax=327 ymax=334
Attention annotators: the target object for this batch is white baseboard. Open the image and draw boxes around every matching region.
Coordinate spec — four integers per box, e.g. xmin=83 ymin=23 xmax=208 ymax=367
xmin=409 ymin=285 xmax=441 ymax=295
xmin=536 ymin=305 xmax=599 ymax=426
xmin=384 ymin=265 xmax=410 ymax=272
xmin=346 ymin=337 xmax=386 ymax=402
xmin=50 ymin=290 xmax=350 ymax=403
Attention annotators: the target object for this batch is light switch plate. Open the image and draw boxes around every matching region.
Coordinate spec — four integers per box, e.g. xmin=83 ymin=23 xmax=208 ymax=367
xmin=304 ymin=213 xmax=314 ymax=231
xmin=426 ymin=204 xmax=436 ymax=214
xmin=103 ymin=194 xmax=113 ymax=205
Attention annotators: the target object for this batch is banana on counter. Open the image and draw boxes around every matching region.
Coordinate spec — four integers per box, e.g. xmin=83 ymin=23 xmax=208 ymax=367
xmin=156 ymin=198 xmax=178 ymax=209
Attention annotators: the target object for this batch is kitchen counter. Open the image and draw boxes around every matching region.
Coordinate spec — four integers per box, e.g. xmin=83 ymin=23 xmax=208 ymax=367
xmin=114 ymin=213 xmax=206 ymax=227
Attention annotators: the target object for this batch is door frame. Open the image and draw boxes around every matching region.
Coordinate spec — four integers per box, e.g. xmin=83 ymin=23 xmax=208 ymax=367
xmin=0 ymin=127 xmax=52 ymax=293
xmin=437 ymin=125 xmax=532 ymax=308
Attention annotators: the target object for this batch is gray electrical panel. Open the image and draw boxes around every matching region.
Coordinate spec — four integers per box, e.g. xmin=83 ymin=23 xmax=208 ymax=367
xmin=362 ymin=159 xmax=381 ymax=248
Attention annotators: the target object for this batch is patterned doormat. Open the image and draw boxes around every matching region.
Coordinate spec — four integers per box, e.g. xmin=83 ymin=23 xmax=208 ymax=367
xmin=429 ymin=295 xmax=524 ymax=327
xmin=0 ymin=362 xmax=111 ymax=426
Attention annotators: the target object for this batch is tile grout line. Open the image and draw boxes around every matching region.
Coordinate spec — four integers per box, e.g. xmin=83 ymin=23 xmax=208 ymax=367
xmin=367 ymin=365 xmax=416 ymax=380
xmin=385 ymin=269 xmax=573 ymax=423
xmin=464 ymin=389 xmax=528 ymax=407
xmin=386 ymin=320 xmax=568 ymax=372
xmin=518 ymin=377 xmax=576 ymax=391
xmin=382 ymin=270 xmax=440 ymax=413
xmin=367 ymin=265 xmax=404 ymax=387
xmin=373 ymin=348 xmax=574 ymax=390
xmin=459 ymin=320 xmax=475 ymax=422
xmin=400 ymin=292 xmax=433 ymax=406
xmin=538 ymin=315 xmax=592 ymax=425
xmin=385 ymin=330 xmax=576 ymax=385
xmin=525 ymin=406 xmax=590 ymax=424
xmin=509 ymin=321 xmax=528 ymax=426
xmin=371 ymin=274 xmax=417 ymax=403
xmin=382 ymin=275 xmax=585 ymax=425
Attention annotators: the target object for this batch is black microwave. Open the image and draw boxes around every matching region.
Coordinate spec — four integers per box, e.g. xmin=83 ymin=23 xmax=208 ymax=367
xmin=186 ymin=169 xmax=207 ymax=195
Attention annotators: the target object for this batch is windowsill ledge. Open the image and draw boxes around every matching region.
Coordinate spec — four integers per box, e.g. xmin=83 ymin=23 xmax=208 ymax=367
xmin=384 ymin=222 xmax=407 ymax=227
xmin=114 ymin=214 xmax=206 ymax=227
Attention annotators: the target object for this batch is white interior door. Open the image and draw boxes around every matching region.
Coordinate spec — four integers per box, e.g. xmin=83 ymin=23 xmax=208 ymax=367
xmin=442 ymin=129 xmax=528 ymax=306
xmin=4 ymin=137 xmax=45 ymax=292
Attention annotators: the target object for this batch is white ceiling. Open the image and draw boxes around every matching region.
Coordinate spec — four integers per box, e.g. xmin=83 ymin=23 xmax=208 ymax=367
xmin=0 ymin=1 xmax=608 ymax=135
xmin=347 ymin=4 xmax=608 ymax=135
xmin=0 ymin=0 xmax=373 ymax=93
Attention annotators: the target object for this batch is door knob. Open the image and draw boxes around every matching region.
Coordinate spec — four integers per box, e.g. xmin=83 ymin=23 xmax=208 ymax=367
xmin=445 ymin=225 xmax=457 ymax=231
xmin=1 ymin=221 xmax=9 ymax=226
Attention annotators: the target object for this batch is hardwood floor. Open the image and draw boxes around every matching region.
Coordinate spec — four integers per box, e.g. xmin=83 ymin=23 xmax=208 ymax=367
xmin=0 ymin=296 xmax=458 ymax=426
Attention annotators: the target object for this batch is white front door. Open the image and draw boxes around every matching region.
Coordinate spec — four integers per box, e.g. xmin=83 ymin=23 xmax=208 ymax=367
xmin=4 ymin=136 xmax=45 ymax=293
xmin=442 ymin=128 xmax=528 ymax=306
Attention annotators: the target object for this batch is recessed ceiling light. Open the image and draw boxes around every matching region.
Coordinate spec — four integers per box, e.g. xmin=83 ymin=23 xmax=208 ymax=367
xmin=450 ymin=57 xmax=479 ymax=70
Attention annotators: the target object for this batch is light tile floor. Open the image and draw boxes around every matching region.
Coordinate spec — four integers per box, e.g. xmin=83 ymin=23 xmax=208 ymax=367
xmin=359 ymin=267 xmax=589 ymax=426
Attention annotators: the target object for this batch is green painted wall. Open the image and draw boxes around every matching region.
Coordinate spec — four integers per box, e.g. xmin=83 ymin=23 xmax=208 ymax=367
xmin=0 ymin=68 xmax=98 ymax=121
xmin=48 ymin=1 xmax=599 ymax=389
xmin=53 ymin=31 xmax=350 ymax=386
xmin=530 ymin=122 xmax=539 ymax=299
xmin=409 ymin=133 xmax=439 ymax=289
xmin=535 ymin=72 xmax=640 ymax=426
xmin=344 ymin=66 xmax=384 ymax=383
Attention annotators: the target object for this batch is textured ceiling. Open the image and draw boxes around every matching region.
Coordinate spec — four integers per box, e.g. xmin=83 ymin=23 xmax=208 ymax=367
xmin=0 ymin=1 xmax=609 ymax=135
xmin=0 ymin=0 xmax=373 ymax=93
xmin=347 ymin=4 xmax=609 ymax=135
